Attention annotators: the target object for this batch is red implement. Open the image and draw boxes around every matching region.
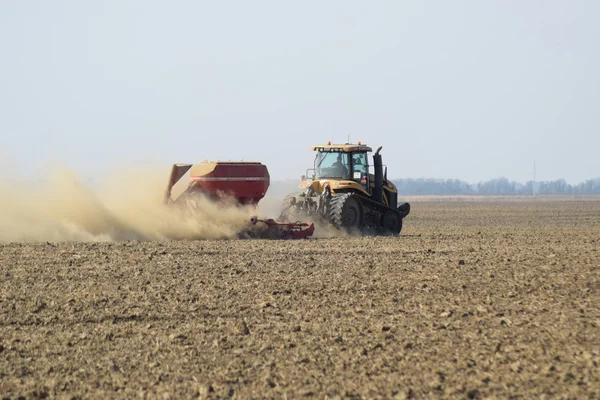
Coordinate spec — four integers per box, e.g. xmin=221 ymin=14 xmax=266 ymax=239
xmin=243 ymin=216 xmax=314 ymax=240
xmin=165 ymin=161 xmax=315 ymax=240
xmin=189 ymin=161 xmax=269 ymax=205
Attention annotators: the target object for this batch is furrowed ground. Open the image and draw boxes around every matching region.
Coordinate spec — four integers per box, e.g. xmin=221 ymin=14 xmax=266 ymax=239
xmin=1 ymin=200 xmax=599 ymax=399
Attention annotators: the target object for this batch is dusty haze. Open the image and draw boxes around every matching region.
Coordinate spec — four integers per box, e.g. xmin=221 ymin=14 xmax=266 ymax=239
xmin=0 ymin=166 xmax=346 ymax=242
xmin=0 ymin=166 xmax=256 ymax=242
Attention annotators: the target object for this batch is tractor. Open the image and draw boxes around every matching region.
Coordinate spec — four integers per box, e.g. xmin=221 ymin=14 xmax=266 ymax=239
xmin=279 ymin=142 xmax=410 ymax=235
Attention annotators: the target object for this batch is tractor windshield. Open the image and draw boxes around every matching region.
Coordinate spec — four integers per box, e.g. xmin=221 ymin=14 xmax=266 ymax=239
xmin=314 ymin=151 xmax=351 ymax=179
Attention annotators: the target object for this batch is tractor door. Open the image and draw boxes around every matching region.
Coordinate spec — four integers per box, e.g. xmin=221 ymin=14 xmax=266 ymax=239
xmin=351 ymin=152 xmax=370 ymax=193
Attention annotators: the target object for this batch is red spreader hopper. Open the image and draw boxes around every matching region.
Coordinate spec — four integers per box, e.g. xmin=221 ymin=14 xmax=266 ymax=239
xmin=164 ymin=161 xmax=314 ymax=240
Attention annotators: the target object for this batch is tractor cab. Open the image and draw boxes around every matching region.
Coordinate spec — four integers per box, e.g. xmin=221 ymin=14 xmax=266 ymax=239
xmin=309 ymin=142 xmax=373 ymax=193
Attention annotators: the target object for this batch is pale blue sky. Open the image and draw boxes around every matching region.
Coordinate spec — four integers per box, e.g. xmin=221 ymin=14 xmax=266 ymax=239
xmin=1 ymin=1 xmax=598 ymax=183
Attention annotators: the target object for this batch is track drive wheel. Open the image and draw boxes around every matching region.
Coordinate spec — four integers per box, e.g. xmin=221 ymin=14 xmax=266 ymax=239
xmin=382 ymin=210 xmax=403 ymax=236
xmin=328 ymin=193 xmax=364 ymax=232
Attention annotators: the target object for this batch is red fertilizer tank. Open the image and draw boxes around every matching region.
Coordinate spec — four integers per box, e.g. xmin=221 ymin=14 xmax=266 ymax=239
xmin=188 ymin=161 xmax=270 ymax=205
xmin=165 ymin=161 xmax=270 ymax=206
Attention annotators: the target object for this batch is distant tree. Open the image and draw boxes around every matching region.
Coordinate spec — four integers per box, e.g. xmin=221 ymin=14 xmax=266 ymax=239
xmin=392 ymin=176 xmax=600 ymax=196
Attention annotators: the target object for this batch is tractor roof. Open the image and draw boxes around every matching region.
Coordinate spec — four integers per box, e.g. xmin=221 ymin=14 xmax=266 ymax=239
xmin=311 ymin=143 xmax=372 ymax=152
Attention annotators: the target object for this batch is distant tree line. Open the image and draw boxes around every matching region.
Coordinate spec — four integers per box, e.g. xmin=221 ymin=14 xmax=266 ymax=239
xmin=392 ymin=177 xmax=600 ymax=196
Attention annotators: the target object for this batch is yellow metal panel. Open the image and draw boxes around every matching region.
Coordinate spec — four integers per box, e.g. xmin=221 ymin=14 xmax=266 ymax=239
xmin=330 ymin=180 xmax=370 ymax=196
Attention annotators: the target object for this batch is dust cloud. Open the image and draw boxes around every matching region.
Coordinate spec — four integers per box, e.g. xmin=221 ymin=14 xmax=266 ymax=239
xmin=0 ymin=166 xmax=256 ymax=242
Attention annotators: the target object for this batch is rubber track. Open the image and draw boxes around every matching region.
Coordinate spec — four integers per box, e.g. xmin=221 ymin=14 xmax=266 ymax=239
xmin=327 ymin=193 xmax=355 ymax=228
xmin=356 ymin=193 xmax=401 ymax=217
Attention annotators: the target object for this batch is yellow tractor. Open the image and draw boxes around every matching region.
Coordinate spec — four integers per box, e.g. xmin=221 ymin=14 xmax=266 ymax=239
xmin=280 ymin=142 xmax=410 ymax=235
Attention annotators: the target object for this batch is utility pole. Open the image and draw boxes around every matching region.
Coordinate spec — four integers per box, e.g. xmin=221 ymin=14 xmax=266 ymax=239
xmin=533 ymin=160 xmax=536 ymax=197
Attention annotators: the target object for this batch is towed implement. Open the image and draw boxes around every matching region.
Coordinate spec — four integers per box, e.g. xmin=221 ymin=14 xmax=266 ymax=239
xmin=165 ymin=161 xmax=314 ymax=239
xmin=280 ymin=142 xmax=410 ymax=236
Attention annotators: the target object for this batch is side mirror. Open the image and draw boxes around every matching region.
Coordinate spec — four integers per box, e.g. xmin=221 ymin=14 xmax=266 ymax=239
xmin=384 ymin=166 xmax=388 ymax=181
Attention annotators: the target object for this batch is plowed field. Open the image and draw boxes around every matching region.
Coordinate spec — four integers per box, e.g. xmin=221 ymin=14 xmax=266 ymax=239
xmin=1 ymin=200 xmax=599 ymax=399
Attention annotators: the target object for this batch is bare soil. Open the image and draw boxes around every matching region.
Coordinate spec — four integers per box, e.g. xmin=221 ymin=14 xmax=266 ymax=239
xmin=1 ymin=201 xmax=599 ymax=399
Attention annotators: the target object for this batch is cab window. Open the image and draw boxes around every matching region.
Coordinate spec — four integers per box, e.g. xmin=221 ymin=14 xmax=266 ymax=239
xmin=315 ymin=152 xmax=351 ymax=179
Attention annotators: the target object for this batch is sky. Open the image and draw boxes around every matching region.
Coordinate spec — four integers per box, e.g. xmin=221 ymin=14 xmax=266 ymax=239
xmin=1 ymin=1 xmax=599 ymax=184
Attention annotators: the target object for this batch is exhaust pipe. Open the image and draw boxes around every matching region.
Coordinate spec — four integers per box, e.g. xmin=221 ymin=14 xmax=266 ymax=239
xmin=373 ymin=146 xmax=384 ymax=204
